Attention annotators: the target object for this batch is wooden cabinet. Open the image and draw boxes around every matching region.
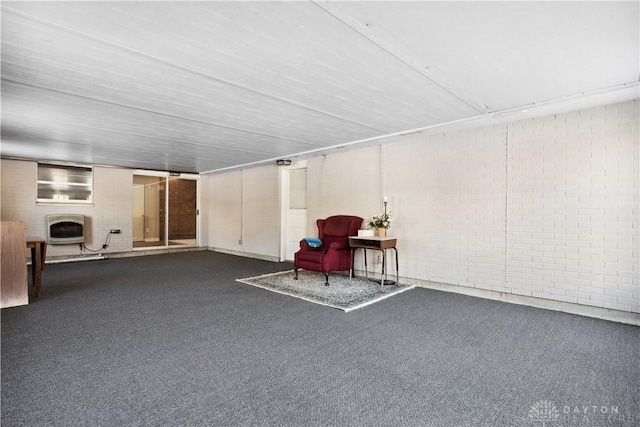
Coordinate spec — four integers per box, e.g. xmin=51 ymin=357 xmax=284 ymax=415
xmin=1 ymin=221 xmax=28 ymax=308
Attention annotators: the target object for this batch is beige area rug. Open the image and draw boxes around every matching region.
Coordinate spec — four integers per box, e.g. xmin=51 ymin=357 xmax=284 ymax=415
xmin=237 ymin=269 xmax=415 ymax=312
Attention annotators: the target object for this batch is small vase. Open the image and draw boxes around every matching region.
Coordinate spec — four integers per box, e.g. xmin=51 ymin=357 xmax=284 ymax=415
xmin=377 ymin=227 xmax=386 ymax=237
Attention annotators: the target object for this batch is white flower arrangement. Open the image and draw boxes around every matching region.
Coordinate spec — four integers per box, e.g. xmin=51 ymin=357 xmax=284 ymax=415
xmin=368 ymin=212 xmax=392 ymax=229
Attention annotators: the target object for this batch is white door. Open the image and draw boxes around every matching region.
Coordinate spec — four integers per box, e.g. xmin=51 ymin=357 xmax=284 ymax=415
xmin=285 ymin=168 xmax=307 ymax=261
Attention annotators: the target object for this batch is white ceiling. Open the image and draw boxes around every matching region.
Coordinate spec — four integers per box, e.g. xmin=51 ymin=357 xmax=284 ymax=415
xmin=1 ymin=1 xmax=638 ymax=174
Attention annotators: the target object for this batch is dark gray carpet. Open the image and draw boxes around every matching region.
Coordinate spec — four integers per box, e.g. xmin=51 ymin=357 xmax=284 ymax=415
xmin=2 ymin=251 xmax=638 ymax=427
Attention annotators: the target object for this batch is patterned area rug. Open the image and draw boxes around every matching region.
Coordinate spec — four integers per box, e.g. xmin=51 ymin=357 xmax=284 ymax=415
xmin=237 ymin=270 xmax=415 ymax=312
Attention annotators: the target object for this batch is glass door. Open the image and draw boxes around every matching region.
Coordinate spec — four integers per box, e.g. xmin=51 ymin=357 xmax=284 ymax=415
xmin=133 ymin=173 xmax=198 ymax=249
xmin=167 ymin=177 xmax=197 ymax=246
xmin=132 ymin=175 xmax=165 ymax=248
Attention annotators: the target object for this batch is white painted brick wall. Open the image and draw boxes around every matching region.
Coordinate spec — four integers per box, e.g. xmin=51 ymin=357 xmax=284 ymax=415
xmin=507 ymin=100 xmax=639 ymax=313
xmin=91 ymin=167 xmax=132 ymax=254
xmin=307 ymin=146 xmax=380 ymax=230
xmin=306 ymin=146 xmax=380 ymax=271
xmin=384 ymin=126 xmax=508 ymax=292
xmin=241 ymin=167 xmax=280 ymax=257
xmin=1 ymin=159 xmax=133 ymax=257
xmin=208 ymin=171 xmax=242 ymax=250
xmin=207 ymin=167 xmax=280 ymax=258
xmin=300 ymin=100 xmax=638 ymax=314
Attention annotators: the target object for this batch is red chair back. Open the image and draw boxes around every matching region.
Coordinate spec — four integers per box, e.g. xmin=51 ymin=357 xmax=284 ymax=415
xmin=318 ymin=215 xmax=363 ymax=247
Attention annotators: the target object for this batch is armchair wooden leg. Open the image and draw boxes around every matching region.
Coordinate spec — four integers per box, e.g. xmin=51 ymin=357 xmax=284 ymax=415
xmin=324 ymin=272 xmax=329 ymax=286
xmin=294 ymin=268 xmax=299 ymax=280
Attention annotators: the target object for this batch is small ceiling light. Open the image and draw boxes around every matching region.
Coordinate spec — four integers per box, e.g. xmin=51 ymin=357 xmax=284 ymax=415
xmin=276 ymin=159 xmax=292 ymax=166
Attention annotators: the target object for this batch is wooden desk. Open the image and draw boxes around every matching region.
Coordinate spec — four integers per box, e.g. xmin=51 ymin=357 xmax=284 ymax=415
xmin=26 ymin=237 xmax=47 ymax=299
xmin=348 ymin=236 xmax=399 ymax=286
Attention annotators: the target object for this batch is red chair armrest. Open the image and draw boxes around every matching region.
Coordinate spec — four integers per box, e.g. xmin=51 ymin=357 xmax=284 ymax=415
xmin=299 ymin=240 xmax=312 ymax=250
xmin=299 ymin=240 xmax=324 ymax=251
xmin=327 ymin=241 xmax=349 ymax=251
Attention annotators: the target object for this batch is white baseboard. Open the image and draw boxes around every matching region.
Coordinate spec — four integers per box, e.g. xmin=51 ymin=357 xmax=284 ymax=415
xmin=45 ymin=255 xmax=105 ymax=264
xmin=208 ymin=247 xmax=281 ymax=263
xmin=402 ymin=276 xmax=640 ymax=326
xmin=348 ymin=269 xmax=639 ymax=325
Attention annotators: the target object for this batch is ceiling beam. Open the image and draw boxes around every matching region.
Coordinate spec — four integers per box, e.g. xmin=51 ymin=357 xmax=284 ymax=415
xmin=312 ymin=1 xmax=488 ymax=115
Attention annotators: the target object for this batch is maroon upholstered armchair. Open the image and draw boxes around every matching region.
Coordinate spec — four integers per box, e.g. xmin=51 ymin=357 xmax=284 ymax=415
xmin=294 ymin=215 xmax=363 ymax=286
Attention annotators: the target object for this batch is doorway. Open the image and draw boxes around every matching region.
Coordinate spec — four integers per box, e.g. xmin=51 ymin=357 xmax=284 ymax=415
xmin=132 ymin=173 xmax=198 ymax=249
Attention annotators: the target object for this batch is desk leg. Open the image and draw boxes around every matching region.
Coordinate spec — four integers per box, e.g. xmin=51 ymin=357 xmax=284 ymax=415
xmin=381 ymin=249 xmax=386 ymax=287
xmin=394 ymin=248 xmax=399 ymax=285
xmin=386 ymin=250 xmax=390 ymax=285
xmin=29 ymin=245 xmax=42 ymax=298
xmin=363 ymin=248 xmax=368 ymax=279
xmin=41 ymin=242 xmax=47 ymax=272
xmin=30 ymin=247 xmax=36 ymax=291
xmin=34 ymin=243 xmax=42 ymax=298
xmin=349 ymin=249 xmax=354 ymax=280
